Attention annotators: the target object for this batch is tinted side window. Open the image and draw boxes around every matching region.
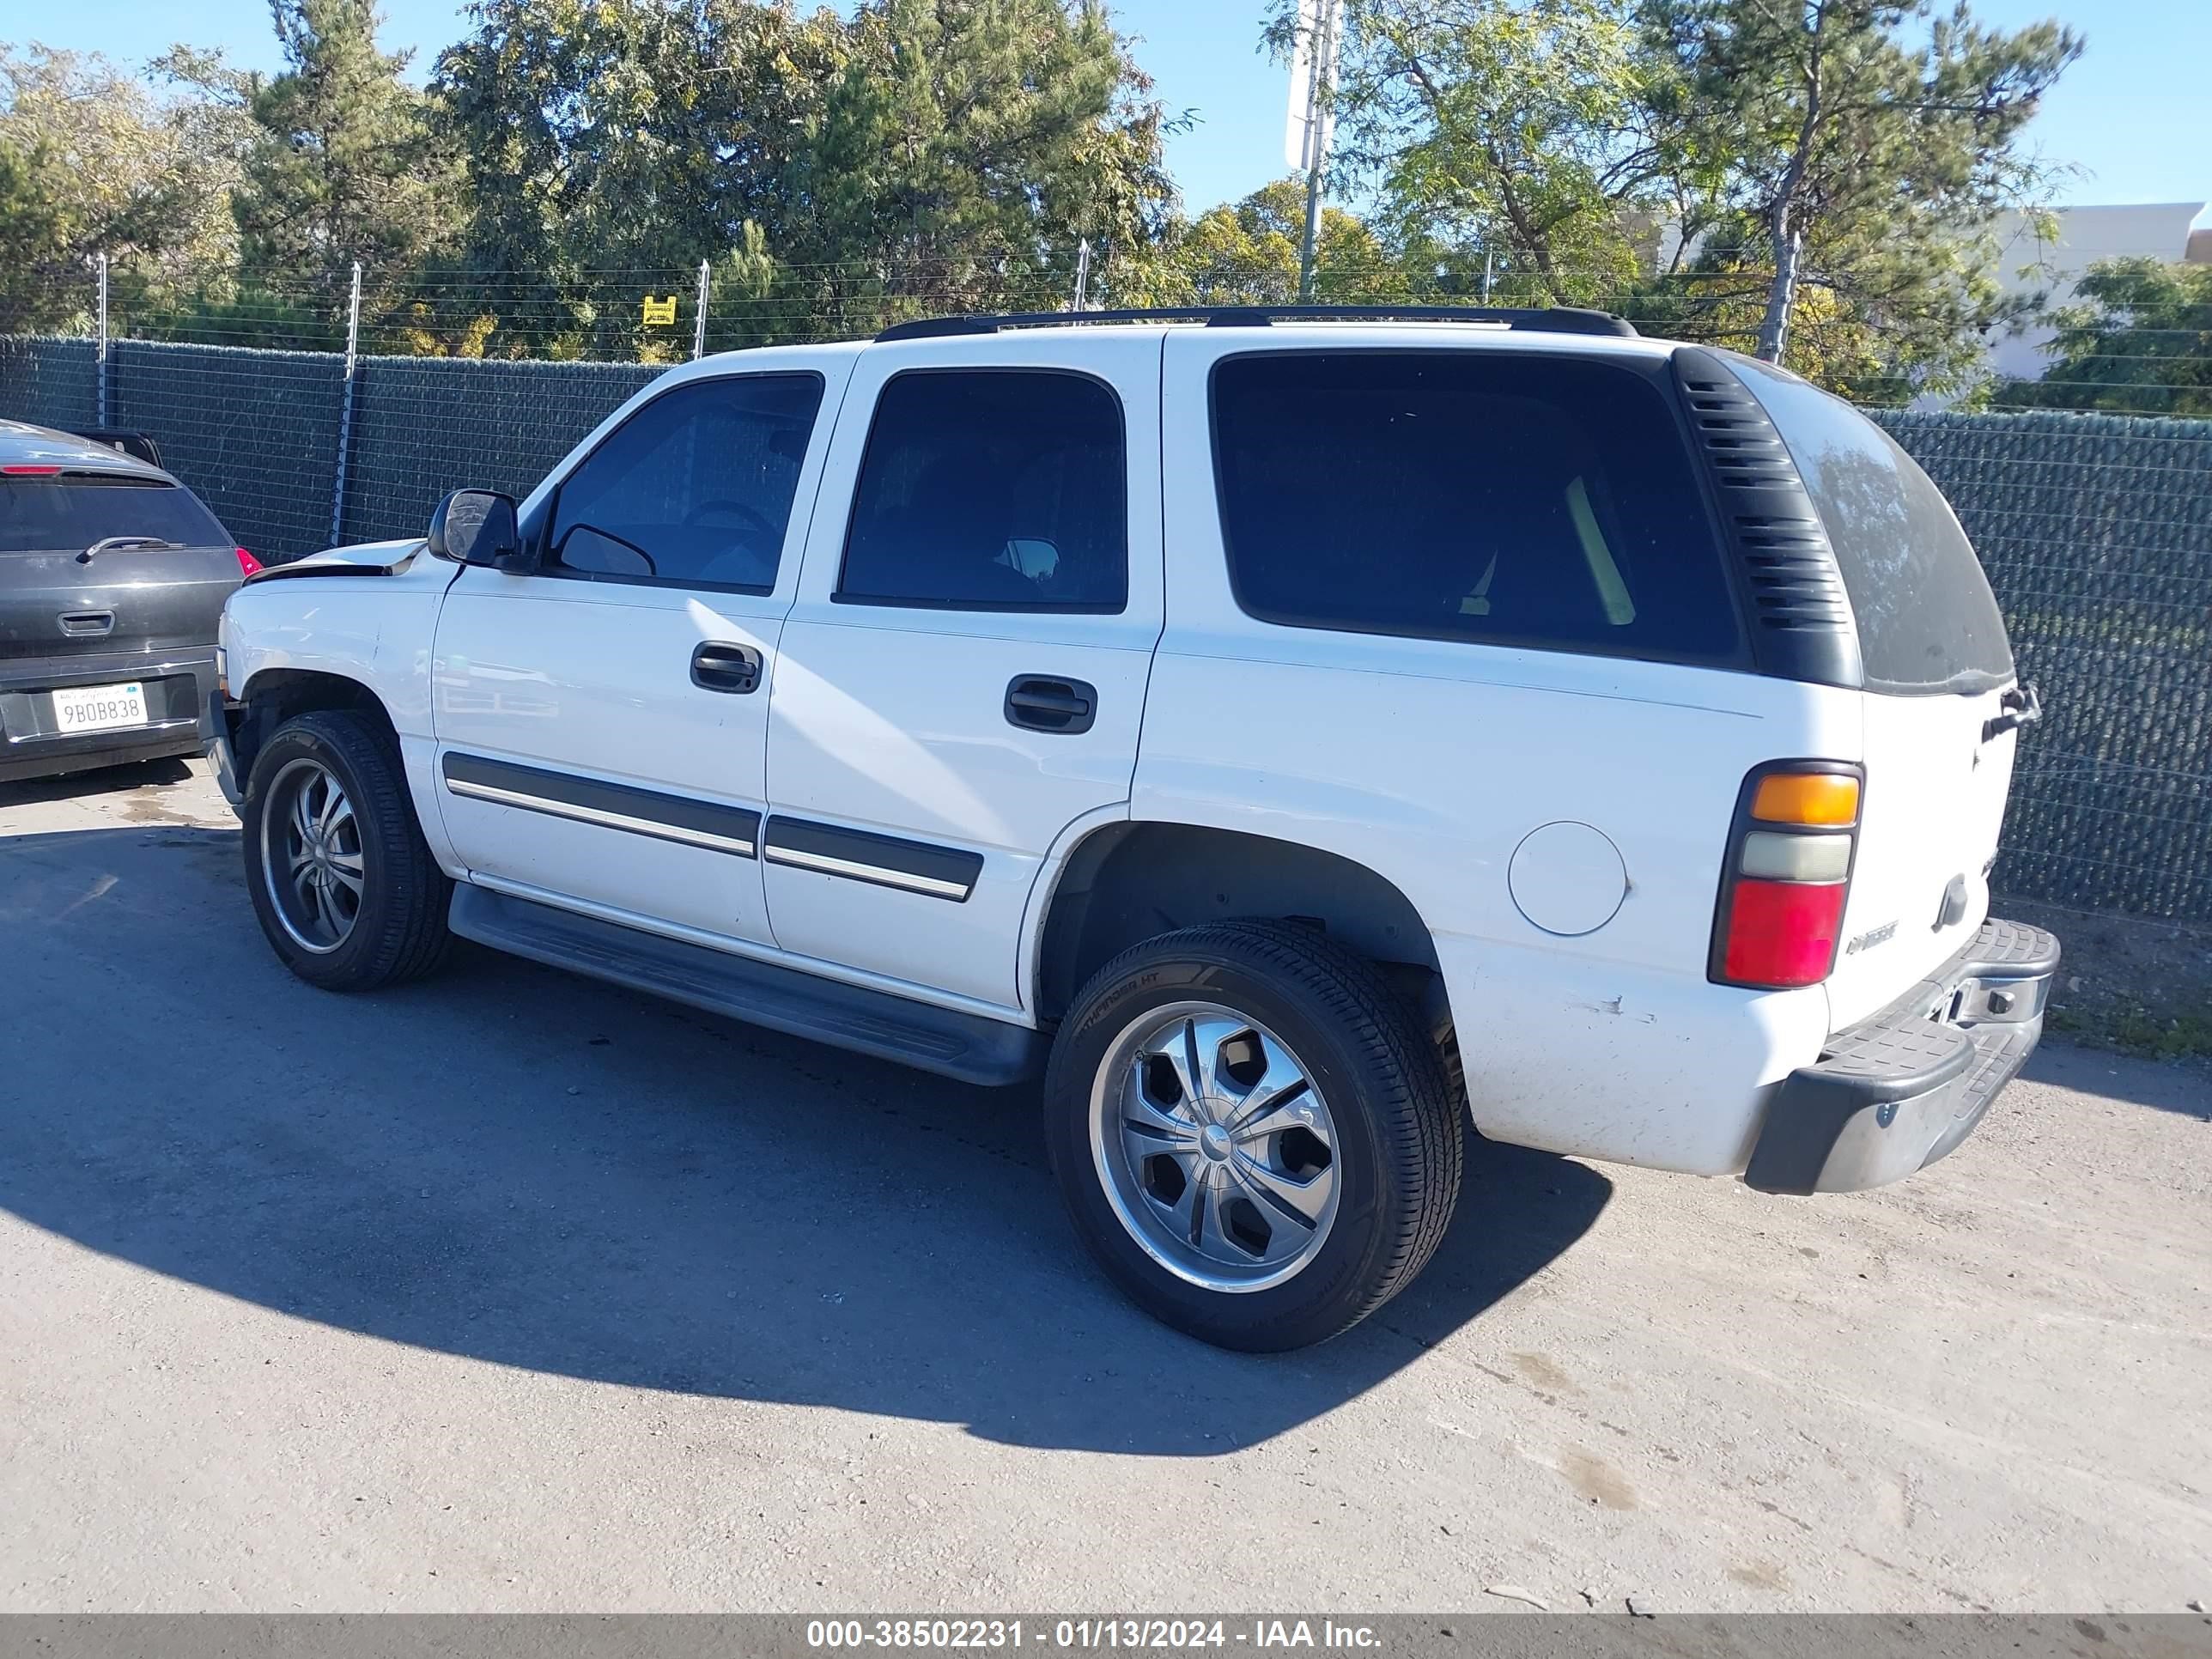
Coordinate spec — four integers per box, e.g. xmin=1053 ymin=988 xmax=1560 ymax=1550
xmin=1729 ymin=357 xmax=2014 ymax=694
xmin=1211 ymin=351 xmax=1744 ymax=662
xmin=0 ymin=477 xmax=230 ymax=554
xmin=837 ymin=371 xmax=1127 ymax=611
xmin=549 ymin=373 xmax=823 ymax=591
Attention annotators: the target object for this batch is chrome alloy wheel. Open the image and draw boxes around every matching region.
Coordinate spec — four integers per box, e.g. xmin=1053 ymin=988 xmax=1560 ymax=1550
xmin=261 ymin=757 xmax=365 ymax=955
xmin=1088 ymin=1000 xmax=1340 ymax=1292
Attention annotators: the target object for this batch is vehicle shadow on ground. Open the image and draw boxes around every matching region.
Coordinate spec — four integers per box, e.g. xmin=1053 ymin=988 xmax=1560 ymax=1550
xmin=0 ymin=755 xmax=196 ymax=811
xmin=2021 ymin=1038 xmax=2212 ymax=1118
xmin=1 ymin=824 xmax=1613 ymax=1455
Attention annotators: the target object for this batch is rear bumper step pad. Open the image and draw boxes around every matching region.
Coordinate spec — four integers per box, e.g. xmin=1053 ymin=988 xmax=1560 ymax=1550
xmin=1745 ymin=916 xmax=2061 ymax=1194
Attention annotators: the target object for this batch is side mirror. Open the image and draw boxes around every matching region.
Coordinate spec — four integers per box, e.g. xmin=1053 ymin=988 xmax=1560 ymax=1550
xmin=428 ymin=489 xmax=522 ymax=568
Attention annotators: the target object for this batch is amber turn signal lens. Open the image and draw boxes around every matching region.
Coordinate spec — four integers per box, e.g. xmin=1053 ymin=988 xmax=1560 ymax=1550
xmin=1750 ymin=772 xmax=1860 ymax=826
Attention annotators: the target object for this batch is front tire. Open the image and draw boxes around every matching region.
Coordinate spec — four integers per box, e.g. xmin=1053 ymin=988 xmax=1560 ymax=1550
xmin=1043 ymin=921 xmax=1462 ymax=1351
xmin=241 ymin=708 xmax=452 ymax=991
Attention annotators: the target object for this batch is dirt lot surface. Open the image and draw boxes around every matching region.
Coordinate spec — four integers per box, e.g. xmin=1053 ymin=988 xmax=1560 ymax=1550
xmin=3 ymin=759 xmax=2207 ymax=1613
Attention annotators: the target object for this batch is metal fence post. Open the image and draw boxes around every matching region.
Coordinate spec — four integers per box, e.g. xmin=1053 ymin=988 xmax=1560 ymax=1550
xmin=693 ymin=260 xmax=710 ymax=360
xmin=94 ymin=252 xmax=109 ymax=428
xmin=1073 ymin=240 xmax=1092 ymax=311
xmin=330 ymin=261 xmax=362 ymax=548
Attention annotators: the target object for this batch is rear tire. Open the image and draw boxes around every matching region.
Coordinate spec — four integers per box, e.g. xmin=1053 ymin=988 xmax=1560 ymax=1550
xmin=1043 ymin=920 xmax=1462 ymax=1351
xmin=241 ymin=708 xmax=452 ymax=991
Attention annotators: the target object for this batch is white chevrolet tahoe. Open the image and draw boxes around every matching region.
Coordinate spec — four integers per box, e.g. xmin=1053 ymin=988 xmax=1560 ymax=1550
xmin=209 ymin=306 xmax=2058 ymax=1350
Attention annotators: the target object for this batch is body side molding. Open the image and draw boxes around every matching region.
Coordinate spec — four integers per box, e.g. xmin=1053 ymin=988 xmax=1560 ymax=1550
xmin=763 ymin=816 xmax=985 ymax=902
xmin=440 ymin=750 xmax=761 ymax=857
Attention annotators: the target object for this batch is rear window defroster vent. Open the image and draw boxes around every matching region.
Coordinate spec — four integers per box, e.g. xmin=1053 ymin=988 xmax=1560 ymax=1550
xmin=1673 ymin=349 xmax=1861 ymax=688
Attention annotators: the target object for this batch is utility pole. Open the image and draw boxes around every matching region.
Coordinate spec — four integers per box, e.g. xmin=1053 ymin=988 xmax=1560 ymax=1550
xmin=1289 ymin=0 xmax=1343 ymax=303
xmin=330 ymin=261 xmax=362 ymax=547
xmin=693 ymin=259 xmax=711 ymax=360
xmin=1073 ymin=240 xmax=1092 ymax=311
xmin=94 ymin=252 xmax=110 ymax=428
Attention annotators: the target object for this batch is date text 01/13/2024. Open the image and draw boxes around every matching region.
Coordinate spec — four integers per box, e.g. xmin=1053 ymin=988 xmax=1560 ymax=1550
xmin=804 ymin=1621 xmax=1382 ymax=1650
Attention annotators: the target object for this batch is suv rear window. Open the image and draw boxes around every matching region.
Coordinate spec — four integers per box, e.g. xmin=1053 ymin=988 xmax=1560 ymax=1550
xmin=1729 ymin=357 xmax=2014 ymax=696
xmin=0 ymin=476 xmax=229 ymax=555
xmin=1210 ymin=351 xmax=1744 ymax=662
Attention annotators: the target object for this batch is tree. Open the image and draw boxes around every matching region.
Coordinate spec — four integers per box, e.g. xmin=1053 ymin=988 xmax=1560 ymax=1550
xmin=436 ymin=0 xmax=1175 ymax=354
xmin=1997 ymin=258 xmax=2212 ymax=417
xmin=1285 ymin=0 xmax=2081 ymax=398
xmin=1306 ymin=0 xmax=1662 ymax=308
xmin=1148 ymin=179 xmax=1407 ymax=305
xmin=211 ymin=0 xmax=460 ymax=311
xmin=438 ymin=0 xmax=845 ymax=295
xmin=0 ymin=139 xmax=63 ymax=327
xmin=0 ymin=44 xmax=243 ymax=329
xmin=1650 ymin=0 xmax=2080 ymax=379
xmin=774 ymin=0 xmax=1176 ymax=319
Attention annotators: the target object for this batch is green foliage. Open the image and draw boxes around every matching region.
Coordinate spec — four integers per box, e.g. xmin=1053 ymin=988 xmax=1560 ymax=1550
xmin=788 ymin=0 xmax=1175 ymax=313
xmin=2046 ymin=998 xmax=2212 ymax=1062
xmin=179 ymin=0 xmax=464 ymax=315
xmin=1 ymin=0 xmax=2091 ymax=390
xmin=433 ymin=0 xmax=1174 ymax=355
xmin=1284 ymin=0 xmax=2081 ymax=397
xmin=1309 ymin=0 xmax=1660 ymax=307
xmin=1641 ymin=0 xmax=2079 ymax=391
xmin=1996 ymin=258 xmax=2212 ymax=418
xmin=0 ymin=138 xmax=64 ymax=319
xmin=1144 ymin=179 xmax=1407 ymax=305
xmin=0 ymin=44 xmax=243 ymax=329
xmin=435 ymin=0 xmax=844 ymax=306
xmin=9 ymin=0 xmax=1175 ymax=358
xmin=131 ymin=286 xmax=348 ymax=351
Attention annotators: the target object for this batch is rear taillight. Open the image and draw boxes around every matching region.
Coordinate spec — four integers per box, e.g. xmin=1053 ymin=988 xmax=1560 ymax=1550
xmin=234 ymin=547 xmax=263 ymax=577
xmin=1711 ymin=763 xmax=1863 ymax=990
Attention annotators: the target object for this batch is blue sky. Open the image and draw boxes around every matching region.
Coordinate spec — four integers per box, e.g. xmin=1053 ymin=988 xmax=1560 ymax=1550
xmin=18 ymin=0 xmax=2209 ymax=222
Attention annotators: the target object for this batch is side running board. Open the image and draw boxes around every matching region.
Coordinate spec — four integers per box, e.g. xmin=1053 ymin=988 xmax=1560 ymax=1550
xmin=448 ymin=884 xmax=1043 ymax=1087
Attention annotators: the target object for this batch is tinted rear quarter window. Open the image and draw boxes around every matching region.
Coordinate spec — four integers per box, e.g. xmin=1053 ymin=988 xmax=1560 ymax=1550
xmin=0 ymin=477 xmax=230 ymax=554
xmin=1729 ymin=357 xmax=2014 ymax=695
xmin=1210 ymin=350 xmax=1744 ymax=662
xmin=838 ymin=369 xmax=1127 ymax=612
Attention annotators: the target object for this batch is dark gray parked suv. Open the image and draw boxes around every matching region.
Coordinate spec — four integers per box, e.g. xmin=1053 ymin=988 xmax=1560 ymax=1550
xmin=0 ymin=421 xmax=253 ymax=784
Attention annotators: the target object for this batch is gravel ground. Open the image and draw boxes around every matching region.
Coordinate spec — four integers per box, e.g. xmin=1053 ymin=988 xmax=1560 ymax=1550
xmin=2 ymin=759 xmax=2207 ymax=1613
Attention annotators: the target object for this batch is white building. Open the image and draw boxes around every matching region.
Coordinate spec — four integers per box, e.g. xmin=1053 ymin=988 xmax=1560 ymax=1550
xmin=1985 ymin=202 xmax=2208 ymax=383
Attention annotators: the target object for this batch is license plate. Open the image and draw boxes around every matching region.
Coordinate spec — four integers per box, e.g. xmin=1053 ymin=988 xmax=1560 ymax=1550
xmin=52 ymin=681 xmax=148 ymax=734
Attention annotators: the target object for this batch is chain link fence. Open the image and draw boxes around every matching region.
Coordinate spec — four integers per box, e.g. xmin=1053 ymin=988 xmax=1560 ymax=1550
xmin=3 ymin=309 xmax=2208 ymax=931
xmin=1884 ymin=410 xmax=2212 ymax=926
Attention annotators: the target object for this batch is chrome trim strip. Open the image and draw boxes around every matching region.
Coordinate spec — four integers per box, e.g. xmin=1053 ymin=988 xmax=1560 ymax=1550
xmin=4 ymin=714 xmax=200 ymax=748
xmin=764 ymin=842 xmax=972 ymax=900
xmin=445 ymin=775 xmax=756 ymax=857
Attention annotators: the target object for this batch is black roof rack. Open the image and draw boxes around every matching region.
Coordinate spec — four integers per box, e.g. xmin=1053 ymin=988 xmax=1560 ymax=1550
xmin=874 ymin=304 xmax=1638 ymax=342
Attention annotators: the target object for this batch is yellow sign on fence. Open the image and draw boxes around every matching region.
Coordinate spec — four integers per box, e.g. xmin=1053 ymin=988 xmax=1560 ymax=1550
xmin=641 ymin=295 xmax=678 ymax=326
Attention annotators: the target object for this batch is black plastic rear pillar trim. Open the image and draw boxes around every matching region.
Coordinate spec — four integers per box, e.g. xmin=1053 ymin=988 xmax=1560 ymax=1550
xmin=1670 ymin=347 xmax=1862 ymax=690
